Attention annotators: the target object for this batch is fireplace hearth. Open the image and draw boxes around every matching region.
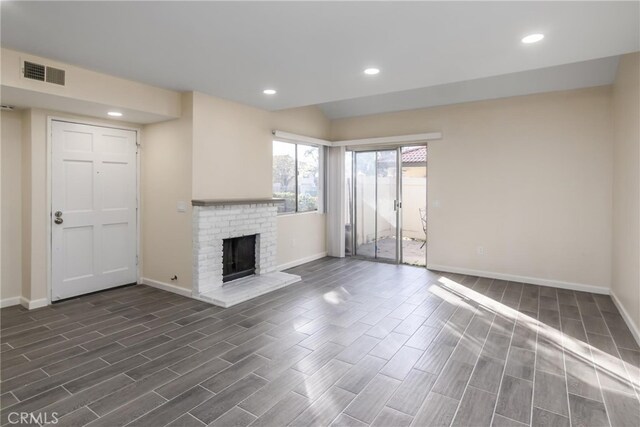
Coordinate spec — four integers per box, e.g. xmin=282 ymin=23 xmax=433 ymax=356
xmin=223 ymin=235 xmax=256 ymax=283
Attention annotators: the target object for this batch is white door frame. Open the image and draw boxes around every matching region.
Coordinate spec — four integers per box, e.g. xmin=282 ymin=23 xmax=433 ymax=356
xmin=46 ymin=117 xmax=141 ymax=304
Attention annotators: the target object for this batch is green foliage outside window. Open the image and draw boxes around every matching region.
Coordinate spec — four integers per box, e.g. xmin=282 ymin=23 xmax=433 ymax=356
xmin=273 ymin=141 xmax=320 ymax=213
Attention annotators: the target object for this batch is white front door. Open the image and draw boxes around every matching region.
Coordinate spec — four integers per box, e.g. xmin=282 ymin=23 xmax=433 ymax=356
xmin=51 ymin=121 xmax=137 ymax=301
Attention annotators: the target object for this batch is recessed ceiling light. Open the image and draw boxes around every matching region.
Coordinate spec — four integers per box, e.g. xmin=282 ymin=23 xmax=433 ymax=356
xmin=263 ymin=89 xmax=277 ymax=95
xmin=108 ymin=111 xmax=123 ymax=117
xmin=521 ymin=33 xmax=544 ymax=44
xmin=364 ymin=68 xmax=380 ymax=75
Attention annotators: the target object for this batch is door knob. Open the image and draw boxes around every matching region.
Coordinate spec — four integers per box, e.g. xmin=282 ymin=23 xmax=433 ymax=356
xmin=54 ymin=217 xmax=63 ymax=224
xmin=54 ymin=211 xmax=62 ymax=217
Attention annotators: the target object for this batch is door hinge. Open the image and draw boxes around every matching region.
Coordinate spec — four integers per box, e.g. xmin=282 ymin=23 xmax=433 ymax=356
xmin=136 ymin=255 xmax=139 ymax=266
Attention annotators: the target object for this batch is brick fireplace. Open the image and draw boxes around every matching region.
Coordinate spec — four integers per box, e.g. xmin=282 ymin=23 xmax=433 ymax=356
xmin=192 ymin=198 xmax=301 ymax=307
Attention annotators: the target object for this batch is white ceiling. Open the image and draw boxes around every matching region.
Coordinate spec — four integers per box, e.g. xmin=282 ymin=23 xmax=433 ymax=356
xmin=0 ymin=86 xmax=177 ymax=124
xmin=319 ymin=56 xmax=621 ymax=119
xmin=1 ymin=1 xmax=638 ymax=117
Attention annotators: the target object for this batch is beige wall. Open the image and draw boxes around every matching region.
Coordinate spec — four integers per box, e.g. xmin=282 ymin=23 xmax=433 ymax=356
xmin=271 ymin=104 xmax=331 ymax=142
xmin=276 ymin=213 xmax=327 ymax=268
xmin=2 ymin=90 xmax=330 ymax=303
xmin=138 ymin=93 xmax=330 ymax=289
xmin=189 ymin=92 xmax=330 ymax=270
xmin=1 ymin=110 xmax=23 ymax=302
xmin=4 ymin=103 xmax=195 ymax=303
xmin=192 ymin=92 xmax=271 ymax=199
xmin=271 ymin=105 xmax=331 ymax=266
xmin=332 ymin=87 xmax=614 ymax=291
xmin=1 ymin=48 xmax=181 ymax=120
xmin=3 ymin=44 xmax=633 ymax=315
xmin=22 ymin=109 xmax=48 ymax=302
xmin=1 ymin=47 xmax=182 ymax=306
xmin=17 ymin=109 xmax=140 ymax=304
xmin=20 ymin=110 xmax=32 ymax=300
xmin=141 ymin=93 xmax=194 ymax=290
xmin=612 ymin=52 xmax=640 ymax=332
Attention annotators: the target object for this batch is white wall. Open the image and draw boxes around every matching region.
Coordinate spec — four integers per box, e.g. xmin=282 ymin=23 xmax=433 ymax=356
xmin=332 ymin=86 xmax=614 ymax=292
xmin=353 ymin=175 xmax=396 ymax=245
xmin=611 ymin=52 xmax=640 ymax=334
xmin=1 ymin=110 xmax=23 ymax=304
xmin=402 ymin=176 xmax=427 ymax=240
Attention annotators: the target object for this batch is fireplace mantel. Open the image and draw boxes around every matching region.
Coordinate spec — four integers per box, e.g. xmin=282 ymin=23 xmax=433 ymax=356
xmin=192 ymin=198 xmax=284 ymax=207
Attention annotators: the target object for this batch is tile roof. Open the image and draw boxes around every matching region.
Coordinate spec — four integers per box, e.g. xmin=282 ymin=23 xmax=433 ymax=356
xmin=402 ymin=146 xmax=426 ymax=164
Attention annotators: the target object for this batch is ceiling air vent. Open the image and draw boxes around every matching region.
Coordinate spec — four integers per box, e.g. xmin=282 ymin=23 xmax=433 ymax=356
xmin=23 ymin=61 xmax=45 ymax=81
xmin=45 ymin=66 xmax=65 ymax=85
xmin=22 ymin=61 xmax=66 ymax=86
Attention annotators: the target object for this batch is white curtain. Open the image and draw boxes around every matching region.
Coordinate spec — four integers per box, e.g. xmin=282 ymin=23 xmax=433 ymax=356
xmin=326 ymin=145 xmax=345 ymax=257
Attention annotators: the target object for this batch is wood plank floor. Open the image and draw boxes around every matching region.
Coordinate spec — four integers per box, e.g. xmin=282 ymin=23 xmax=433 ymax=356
xmin=1 ymin=258 xmax=638 ymax=427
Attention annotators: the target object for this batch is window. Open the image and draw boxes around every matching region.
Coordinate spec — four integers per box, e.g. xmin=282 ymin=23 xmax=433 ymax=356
xmin=273 ymin=140 xmax=321 ymax=214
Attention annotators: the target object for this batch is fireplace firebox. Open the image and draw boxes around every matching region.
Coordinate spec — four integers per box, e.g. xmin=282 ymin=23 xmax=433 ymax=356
xmin=222 ymin=235 xmax=257 ymax=283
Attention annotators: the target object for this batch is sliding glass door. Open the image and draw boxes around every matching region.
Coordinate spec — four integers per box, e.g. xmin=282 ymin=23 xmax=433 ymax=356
xmin=376 ymin=150 xmax=399 ymax=261
xmin=353 ymin=150 xmax=399 ymax=262
xmin=348 ymin=145 xmax=428 ymax=266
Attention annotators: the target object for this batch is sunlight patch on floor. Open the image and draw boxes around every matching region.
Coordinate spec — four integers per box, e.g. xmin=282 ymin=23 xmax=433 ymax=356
xmin=435 ymin=274 xmax=639 ymax=397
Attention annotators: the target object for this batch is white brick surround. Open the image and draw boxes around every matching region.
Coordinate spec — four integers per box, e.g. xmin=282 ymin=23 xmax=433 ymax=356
xmin=193 ymin=202 xmax=278 ymax=294
xmin=191 ymin=199 xmax=302 ymax=308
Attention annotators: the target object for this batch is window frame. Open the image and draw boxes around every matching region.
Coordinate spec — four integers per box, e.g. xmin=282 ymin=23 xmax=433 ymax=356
xmin=272 ymin=139 xmax=324 ymax=215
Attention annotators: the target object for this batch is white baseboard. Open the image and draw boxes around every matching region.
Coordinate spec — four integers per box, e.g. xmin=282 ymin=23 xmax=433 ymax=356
xmin=0 ymin=296 xmax=22 ymax=308
xmin=141 ymin=277 xmax=193 ymax=297
xmin=610 ymin=291 xmax=640 ymax=346
xmin=20 ymin=297 xmax=49 ymax=310
xmin=277 ymin=252 xmax=328 ymax=271
xmin=427 ymin=264 xmax=610 ymax=295
xmin=1 ymin=296 xmax=49 ymax=310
